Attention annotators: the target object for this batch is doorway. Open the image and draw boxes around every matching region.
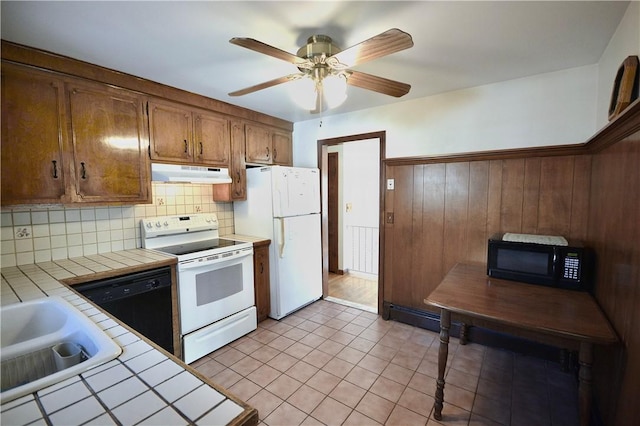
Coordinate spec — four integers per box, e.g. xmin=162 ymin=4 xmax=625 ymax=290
xmin=317 ymin=132 xmax=386 ymax=314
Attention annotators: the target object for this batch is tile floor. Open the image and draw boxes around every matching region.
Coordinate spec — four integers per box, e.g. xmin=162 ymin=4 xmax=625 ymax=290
xmin=191 ymin=300 xmax=579 ymax=426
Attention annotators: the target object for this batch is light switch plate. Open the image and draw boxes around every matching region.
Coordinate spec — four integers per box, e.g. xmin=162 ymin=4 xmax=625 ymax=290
xmin=386 ymin=179 xmax=395 ymax=190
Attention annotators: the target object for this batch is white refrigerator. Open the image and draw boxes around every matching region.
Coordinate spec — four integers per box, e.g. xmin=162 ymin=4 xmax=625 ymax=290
xmin=234 ymin=166 xmax=322 ymax=320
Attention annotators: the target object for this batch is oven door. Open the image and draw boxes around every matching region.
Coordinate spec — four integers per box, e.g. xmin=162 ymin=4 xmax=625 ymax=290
xmin=178 ymin=248 xmax=254 ymax=335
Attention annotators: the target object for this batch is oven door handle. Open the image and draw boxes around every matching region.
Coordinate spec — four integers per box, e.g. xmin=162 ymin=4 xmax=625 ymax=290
xmin=178 ymin=249 xmax=253 ymax=271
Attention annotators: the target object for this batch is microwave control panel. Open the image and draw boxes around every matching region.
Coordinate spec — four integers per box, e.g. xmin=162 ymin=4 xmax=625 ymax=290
xmin=562 ymin=256 xmax=581 ymax=280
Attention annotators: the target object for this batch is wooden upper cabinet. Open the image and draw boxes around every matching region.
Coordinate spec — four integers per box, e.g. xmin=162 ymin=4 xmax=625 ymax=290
xmin=213 ymin=120 xmax=247 ymax=202
xmin=1 ymin=63 xmax=68 ymax=204
xmin=1 ymin=61 xmax=150 ymax=206
xmin=272 ymin=131 xmax=292 ymax=165
xmin=245 ymin=123 xmax=272 ymax=164
xmin=194 ymin=112 xmax=230 ymax=165
xmin=67 ymin=80 xmax=150 ymax=203
xmin=245 ymin=123 xmax=292 ymax=166
xmin=148 ymin=99 xmax=231 ymax=167
xmin=148 ymin=101 xmax=192 ymax=162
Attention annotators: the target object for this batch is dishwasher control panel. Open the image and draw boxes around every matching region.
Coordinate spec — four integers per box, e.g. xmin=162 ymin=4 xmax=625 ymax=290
xmin=75 ymin=267 xmax=172 ymax=304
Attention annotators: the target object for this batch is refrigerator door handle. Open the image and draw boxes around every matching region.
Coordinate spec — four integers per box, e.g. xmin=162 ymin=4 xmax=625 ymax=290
xmin=279 ymin=219 xmax=286 ymax=258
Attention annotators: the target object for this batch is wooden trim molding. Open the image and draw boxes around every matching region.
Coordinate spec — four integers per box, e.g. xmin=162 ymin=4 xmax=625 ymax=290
xmin=317 ymin=131 xmax=387 ymax=314
xmin=1 ymin=40 xmax=293 ymax=132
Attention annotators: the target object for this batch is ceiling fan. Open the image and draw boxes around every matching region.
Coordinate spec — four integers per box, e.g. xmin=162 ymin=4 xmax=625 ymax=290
xmin=228 ymin=28 xmax=414 ymax=112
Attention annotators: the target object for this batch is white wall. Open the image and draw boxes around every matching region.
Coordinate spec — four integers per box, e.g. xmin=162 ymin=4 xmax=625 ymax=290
xmin=596 ymin=1 xmax=640 ymax=127
xmin=294 ymin=64 xmax=598 ymax=165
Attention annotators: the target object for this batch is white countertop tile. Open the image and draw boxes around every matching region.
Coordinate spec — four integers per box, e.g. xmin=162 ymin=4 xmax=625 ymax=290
xmin=47 ymin=396 xmax=105 ymax=425
xmin=137 ymin=359 xmax=184 ymax=387
xmin=97 ymin=376 xmax=148 ymax=409
xmin=200 ymin=399 xmax=245 ymax=425
xmin=138 ymin=406 xmax=189 ymax=426
xmin=110 ymin=390 xmax=166 ymax=425
xmin=38 ymin=380 xmax=92 ymax=413
xmin=84 ymin=364 xmax=132 ymax=393
xmin=123 ymin=347 xmax=168 ymax=374
xmin=173 ymin=385 xmax=226 ymax=420
xmin=153 ymin=371 xmax=203 ymax=403
xmin=0 ymin=398 xmax=42 ymax=425
xmin=117 ymin=339 xmax=154 ymax=362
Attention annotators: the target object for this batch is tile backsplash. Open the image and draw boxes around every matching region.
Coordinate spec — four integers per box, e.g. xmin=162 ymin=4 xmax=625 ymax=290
xmin=0 ymin=183 xmax=234 ymax=267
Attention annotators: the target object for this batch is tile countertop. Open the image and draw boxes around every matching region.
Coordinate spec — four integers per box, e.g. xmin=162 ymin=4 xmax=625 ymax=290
xmin=0 ymin=249 xmax=258 ymax=426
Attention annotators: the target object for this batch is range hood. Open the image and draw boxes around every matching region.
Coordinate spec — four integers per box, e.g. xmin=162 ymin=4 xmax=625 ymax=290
xmin=151 ymin=163 xmax=232 ymax=184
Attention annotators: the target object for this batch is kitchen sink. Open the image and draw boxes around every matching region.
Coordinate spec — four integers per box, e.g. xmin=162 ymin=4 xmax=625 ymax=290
xmin=1 ymin=296 xmax=122 ymax=403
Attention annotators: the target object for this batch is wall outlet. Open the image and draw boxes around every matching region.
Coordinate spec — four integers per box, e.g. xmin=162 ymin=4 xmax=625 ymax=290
xmin=387 ymin=179 xmax=395 ymax=190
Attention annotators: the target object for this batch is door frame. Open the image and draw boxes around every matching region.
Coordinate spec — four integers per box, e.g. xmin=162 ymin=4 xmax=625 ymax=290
xmin=317 ymin=131 xmax=386 ymax=314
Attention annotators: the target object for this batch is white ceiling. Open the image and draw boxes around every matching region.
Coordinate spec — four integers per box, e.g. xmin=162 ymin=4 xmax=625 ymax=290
xmin=1 ymin=1 xmax=630 ymax=124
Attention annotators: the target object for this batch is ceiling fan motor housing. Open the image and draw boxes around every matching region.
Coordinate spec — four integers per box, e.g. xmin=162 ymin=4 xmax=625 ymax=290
xmin=297 ymin=35 xmax=341 ymax=63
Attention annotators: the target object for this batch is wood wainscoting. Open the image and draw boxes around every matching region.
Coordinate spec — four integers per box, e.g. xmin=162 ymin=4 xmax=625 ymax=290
xmin=382 ymin=154 xmax=591 ymax=313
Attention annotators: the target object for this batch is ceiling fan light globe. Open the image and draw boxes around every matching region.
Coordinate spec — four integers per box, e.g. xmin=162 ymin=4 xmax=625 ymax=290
xmin=289 ymin=77 xmax=317 ymax=110
xmin=322 ymin=74 xmax=348 ymax=108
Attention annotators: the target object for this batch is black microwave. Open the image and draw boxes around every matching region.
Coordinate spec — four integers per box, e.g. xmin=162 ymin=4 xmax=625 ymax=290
xmin=487 ymin=233 xmax=592 ymax=291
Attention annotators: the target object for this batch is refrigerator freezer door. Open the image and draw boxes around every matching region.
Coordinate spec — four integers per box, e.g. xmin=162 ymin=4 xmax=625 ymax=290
xmin=272 ymin=167 xmax=320 ymax=217
xmin=233 ymin=167 xmax=274 ymax=240
xmin=270 ymin=214 xmax=322 ymax=319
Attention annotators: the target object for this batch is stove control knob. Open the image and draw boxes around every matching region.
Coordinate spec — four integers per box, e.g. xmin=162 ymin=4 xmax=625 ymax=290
xmin=155 ymin=221 xmax=161 ymax=228
xmin=205 ymin=217 xmax=212 ymax=223
xmin=164 ymin=221 xmax=169 ymax=227
xmin=145 ymin=222 xmax=152 ymax=229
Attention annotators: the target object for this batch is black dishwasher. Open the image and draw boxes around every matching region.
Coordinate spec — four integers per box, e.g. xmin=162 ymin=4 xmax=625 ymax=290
xmin=75 ymin=267 xmax=174 ymax=354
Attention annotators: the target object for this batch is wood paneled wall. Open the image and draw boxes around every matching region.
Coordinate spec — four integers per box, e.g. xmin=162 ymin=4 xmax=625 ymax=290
xmin=588 ymin=129 xmax=640 ymax=426
xmin=383 ymin=155 xmax=591 ymax=311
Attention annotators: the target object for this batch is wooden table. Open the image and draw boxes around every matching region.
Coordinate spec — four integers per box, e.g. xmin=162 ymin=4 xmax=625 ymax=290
xmin=424 ymin=262 xmax=617 ymax=426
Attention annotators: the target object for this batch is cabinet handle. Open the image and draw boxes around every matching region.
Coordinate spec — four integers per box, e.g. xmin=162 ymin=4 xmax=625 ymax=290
xmin=52 ymin=160 xmax=58 ymax=179
xmin=266 ymin=146 xmax=270 ymax=159
xmin=80 ymin=162 xmax=86 ymax=179
xmin=260 ymin=262 xmax=264 ymax=274
xmin=273 ymin=148 xmax=278 ymax=161
xmin=236 ymin=171 xmax=241 ymax=184
xmin=200 ymin=142 xmax=203 ymax=155
xmin=184 ymin=140 xmax=188 ymax=154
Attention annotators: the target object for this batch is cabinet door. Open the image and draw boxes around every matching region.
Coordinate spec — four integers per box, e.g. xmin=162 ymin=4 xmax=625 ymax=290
xmin=272 ymin=131 xmax=292 ymax=165
xmin=148 ymin=101 xmax=192 ymax=162
xmin=67 ymin=80 xmax=150 ymax=203
xmin=1 ymin=63 xmax=67 ymax=204
xmin=245 ymin=124 xmax=272 ymax=164
xmin=193 ymin=112 xmax=230 ymax=165
xmin=253 ymin=244 xmax=271 ymax=322
xmin=229 ymin=121 xmax=247 ymax=200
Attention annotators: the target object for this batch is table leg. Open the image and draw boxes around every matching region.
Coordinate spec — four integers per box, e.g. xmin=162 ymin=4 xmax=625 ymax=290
xmin=578 ymin=342 xmax=593 ymax=426
xmin=434 ymin=309 xmax=451 ymax=421
xmin=459 ymin=322 xmax=468 ymax=345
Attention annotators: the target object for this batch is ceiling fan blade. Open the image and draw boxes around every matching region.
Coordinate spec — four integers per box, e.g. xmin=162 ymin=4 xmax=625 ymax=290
xmin=328 ymin=28 xmax=413 ymax=69
xmin=228 ymin=73 xmax=303 ymax=96
xmin=346 ymin=71 xmax=411 ymax=97
xmin=230 ymin=37 xmax=312 ymax=67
